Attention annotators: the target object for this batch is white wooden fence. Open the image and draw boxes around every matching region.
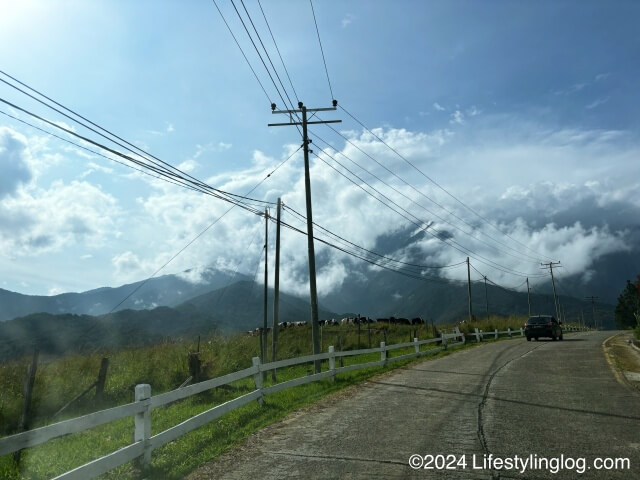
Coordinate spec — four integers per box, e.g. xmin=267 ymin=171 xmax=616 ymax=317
xmin=0 ymin=326 xmax=585 ymax=479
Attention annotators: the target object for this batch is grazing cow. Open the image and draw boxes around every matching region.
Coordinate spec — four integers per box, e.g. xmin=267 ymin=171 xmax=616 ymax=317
xmin=295 ymin=321 xmax=307 ymax=327
xmin=411 ymin=317 xmax=424 ymax=325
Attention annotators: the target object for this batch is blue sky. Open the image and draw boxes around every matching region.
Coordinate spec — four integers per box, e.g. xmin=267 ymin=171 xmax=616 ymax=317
xmin=0 ymin=0 xmax=639 ymax=301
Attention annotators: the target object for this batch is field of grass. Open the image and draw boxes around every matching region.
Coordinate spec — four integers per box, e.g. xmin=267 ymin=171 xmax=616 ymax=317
xmin=0 ymin=315 xmax=535 ymax=479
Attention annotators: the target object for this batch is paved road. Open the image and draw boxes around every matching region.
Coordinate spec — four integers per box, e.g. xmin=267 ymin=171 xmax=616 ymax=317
xmin=188 ymin=332 xmax=640 ymax=479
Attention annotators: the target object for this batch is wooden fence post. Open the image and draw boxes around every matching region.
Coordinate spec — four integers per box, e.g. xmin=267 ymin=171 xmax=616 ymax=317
xmin=519 ymin=327 xmax=524 ymax=336
xmin=134 ymin=384 xmax=151 ymax=470
xmin=494 ymin=329 xmax=498 ymax=339
xmin=380 ymin=342 xmax=387 ymax=366
xmin=368 ymin=322 xmax=371 ymax=348
xmin=14 ymin=349 xmax=39 ymax=464
xmin=338 ymin=334 xmax=344 ymax=368
xmin=474 ymin=327 xmax=481 ymax=343
xmin=414 ymin=337 xmax=419 ymax=355
xmin=328 ymin=346 xmax=335 ymax=382
xmin=252 ymin=357 xmax=264 ymax=406
xmin=442 ymin=333 xmax=448 ymax=350
xmin=508 ymin=327 xmax=512 ymax=337
xmin=95 ymin=357 xmax=109 ymax=401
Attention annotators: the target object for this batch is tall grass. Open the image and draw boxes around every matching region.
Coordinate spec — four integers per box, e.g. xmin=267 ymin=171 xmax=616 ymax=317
xmin=0 ymin=315 xmax=532 ymax=479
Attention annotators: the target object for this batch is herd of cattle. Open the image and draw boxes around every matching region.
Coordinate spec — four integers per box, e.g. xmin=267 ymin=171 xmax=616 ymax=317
xmin=247 ymin=316 xmax=428 ymax=336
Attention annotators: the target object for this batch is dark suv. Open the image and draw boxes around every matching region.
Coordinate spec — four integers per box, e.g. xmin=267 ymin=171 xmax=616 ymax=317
xmin=525 ymin=315 xmax=563 ymax=341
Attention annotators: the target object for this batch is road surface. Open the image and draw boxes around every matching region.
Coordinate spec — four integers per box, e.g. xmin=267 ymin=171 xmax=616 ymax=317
xmin=187 ymin=332 xmax=640 ymax=479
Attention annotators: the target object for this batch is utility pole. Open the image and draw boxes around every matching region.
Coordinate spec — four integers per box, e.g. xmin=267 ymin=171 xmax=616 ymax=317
xmin=269 ymin=101 xmax=341 ymax=373
xmin=526 ymin=277 xmax=531 ymax=317
xmin=466 ymin=257 xmax=473 ymax=322
xmin=585 ymin=296 xmax=599 ymax=330
xmin=271 ymin=198 xmax=282 ymax=382
xmin=263 ymin=208 xmax=268 ymax=380
xmin=541 ymin=262 xmax=561 ymax=321
xmin=483 ymin=276 xmax=489 ymax=322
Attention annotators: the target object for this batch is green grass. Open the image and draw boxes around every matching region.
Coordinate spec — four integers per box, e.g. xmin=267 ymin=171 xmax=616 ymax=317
xmin=0 ymin=315 xmax=548 ymax=479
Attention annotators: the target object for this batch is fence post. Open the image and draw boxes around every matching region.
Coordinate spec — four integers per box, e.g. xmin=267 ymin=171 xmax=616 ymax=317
xmin=494 ymin=329 xmax=498 ymax=339
xmin=134 ymin=384 xmax=151 ymax=470
xmin=328 ymin=346 xmax=336 ymax=382
xmin=442 ymin=333 xmax=448 ymax=350
xmin=480 ymin=329 xmax=484 ymax=341
xmin=508 ymin=327 xmax=512 ymax=337
xmin=95 ymin=357 xmax=109 ymax=401
xmin=414 ymin=337 xmax=419 ymax=355
xmin=252 ymin=357 xmax=264 ymax=406
xmin=519 ymin=327 xmax=524 ymax=337
xmin=380 ymin=342 xmax=387 ymax=366
xmin=475 ymin=327 xmax=481 ymax=343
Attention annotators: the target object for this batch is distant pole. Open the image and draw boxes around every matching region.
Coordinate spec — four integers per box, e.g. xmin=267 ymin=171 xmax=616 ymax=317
xmin=541 ymin=262 xmax=561 ymax=320
xmin=466 ymin=257 xmax=473 ymax=322
xmin=483 ymin=276 xmax=489 ymax=322
xmin=271 ymin=198 xmax=281 ymax=382
xmin=269 ymin=101 xmax=341 ymax=374
xmin=526 ymin=277 xmax=531 ymax=317
xmin=585 ymin=296 xmax=599 ymax=329
xmin=263 ymin=208 xmax=268 ymax=379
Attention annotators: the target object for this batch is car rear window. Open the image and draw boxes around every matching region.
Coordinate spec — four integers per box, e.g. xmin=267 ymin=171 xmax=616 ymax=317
xmin=527 ymin=317 xmax=551 ymax=324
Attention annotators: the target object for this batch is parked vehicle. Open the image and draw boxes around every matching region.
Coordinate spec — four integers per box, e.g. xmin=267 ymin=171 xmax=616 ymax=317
xmin=524 ymin=315 xmax=563 ymax=341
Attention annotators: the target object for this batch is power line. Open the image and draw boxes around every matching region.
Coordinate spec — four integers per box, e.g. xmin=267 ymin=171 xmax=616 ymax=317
xmin=311 ymin=128 xmax=542 ymax=265
xmin=257 ymin=0 xmax=300 ymax=104
xmin=339 ymin=104 xmax=556 ymax=263
xmin=284 ymin=203 xmax=467 ymax=271
xmin=311 ymin=147 xmax=547 ymax=278
xmin=0 ymin=73 xmax=258 ymax=204
xmin=317 ymin=121 xmax=543 ymax=264
xmin=228 ymin=0 xmax=291 ymax=113
xmin=0 ymin=109 xmax=203 ymax=194
xmin=239 ymin=0 xmax=297 ymax=113
xmin=309 ymin=0 xmax=335 ymax=101
xmin=211 ymin=0 xmax=272 ymax=104
xmin=0 ymin=96 xmax=273 ymax=211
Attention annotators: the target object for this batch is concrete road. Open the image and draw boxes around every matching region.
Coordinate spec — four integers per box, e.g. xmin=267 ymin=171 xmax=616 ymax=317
xmin=187 ymin=332 xmax=640 ymax=479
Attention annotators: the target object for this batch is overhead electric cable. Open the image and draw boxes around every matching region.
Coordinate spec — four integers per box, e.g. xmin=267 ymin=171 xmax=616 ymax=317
xmin=0 ymin=73 xmax=259 ymax=203
xmin=318 ymin=121 xmax=543 ymax=264
xmin=311 ymin=128 xmax=541 ymax=265
xmin=283 ymin=204 xmax=467 ymax=271
xmin=0 ymin=96 xmax=273 ymax=210
xmin=311 ymin=147 xmax=547 ymax=278
xmin=211 ymin=0 xmax=272 ymax=104
xmin=0 ymin=109 xmax=202 ymax=193
xmin=339 ymin=104 xmax=555 ymax=262
xmin=309 ymin=0 xmax=334 ymax=101
xmin=257 ymin=0 xmax=300 ymax=103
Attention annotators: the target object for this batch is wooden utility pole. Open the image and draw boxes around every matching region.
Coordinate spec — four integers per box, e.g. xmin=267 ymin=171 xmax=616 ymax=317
xmin=526 ymin=277 xmax=531 ymax=317
xmin=541 ymin=262 xmax=561 ymax=320
xmin=483 ymin=276 xmax=489 ymax=322
xmin=271 ymin=198 xmax=282 ymax=382
xmin=466 ymin=257 xmax=473 ymax=322
xmin=585 ymin=296 xmax=599 ymax=329
xmin=263 ymin=208 xmax=269 ymax=380
xmin=15 ymin=349 xmax=39 ymax=464
xmin=269 ymin=101 xmax=341 ymax=373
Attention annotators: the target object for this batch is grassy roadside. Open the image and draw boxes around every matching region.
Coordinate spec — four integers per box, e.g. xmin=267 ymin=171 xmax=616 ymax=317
xmin=1 ymin=315 xmax=565 ymax=479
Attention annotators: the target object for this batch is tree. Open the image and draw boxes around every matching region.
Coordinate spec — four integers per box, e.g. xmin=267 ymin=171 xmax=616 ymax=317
xmin=614 ymin=275 xmax=640 ymax=330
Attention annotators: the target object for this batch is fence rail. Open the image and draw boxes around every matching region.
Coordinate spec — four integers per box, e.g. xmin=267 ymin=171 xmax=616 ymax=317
xmin=0 ymin=325 xmax=589 ymax=479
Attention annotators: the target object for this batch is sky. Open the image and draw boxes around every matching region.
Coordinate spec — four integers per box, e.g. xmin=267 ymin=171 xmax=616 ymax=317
xmin=0 ymin=0 xmax=639 ymax=304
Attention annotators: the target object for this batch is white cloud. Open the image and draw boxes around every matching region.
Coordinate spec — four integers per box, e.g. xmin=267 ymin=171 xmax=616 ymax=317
xmin=166 ymin=123 xmax=175 ymax=133
xmin=449 ymin=110 xmax=464 ymax=124
xmin=0 ymin=127 xmax=33 ymax=197
xmin=0 ymin=180 xmax=120 ymax=256
xmin=585 ymin=97 xmax=609 ymax=109
xmin=433 ymin=102 xmax=446 ymax=111
xmin=341 ymin=13 xmax=354 ymax=28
